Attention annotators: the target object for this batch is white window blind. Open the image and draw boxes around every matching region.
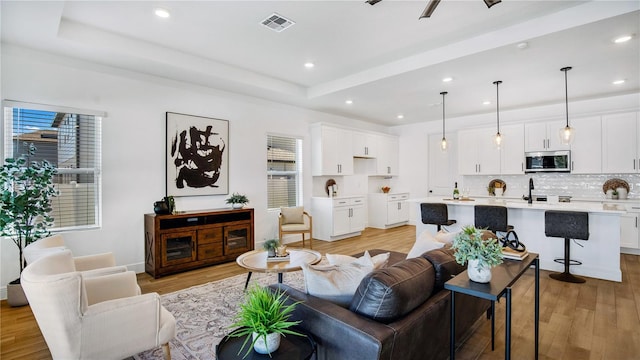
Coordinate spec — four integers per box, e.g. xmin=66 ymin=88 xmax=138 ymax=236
xmin=3 ymin=103 xmax=102 ymax=231
xmin=267 ymin=135 xmax=301 ymax=209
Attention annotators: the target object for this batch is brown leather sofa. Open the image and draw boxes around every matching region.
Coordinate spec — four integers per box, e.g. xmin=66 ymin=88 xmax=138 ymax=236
xmin=269 ymin=247 xmax=490 ymax=360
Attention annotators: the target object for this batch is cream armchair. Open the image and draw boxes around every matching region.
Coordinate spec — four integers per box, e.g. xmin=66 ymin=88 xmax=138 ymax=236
xmin=24 ymin=234 xmax=116 ymax=271
xmin=21 ymin=250 xmax=176 ymax=360
xmin=279 ymin=206 xmax=313 ymax=249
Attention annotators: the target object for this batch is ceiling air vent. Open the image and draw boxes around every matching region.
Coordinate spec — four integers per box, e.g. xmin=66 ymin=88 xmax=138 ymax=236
xmin=261 ymin=13 xmax=295 ymax=32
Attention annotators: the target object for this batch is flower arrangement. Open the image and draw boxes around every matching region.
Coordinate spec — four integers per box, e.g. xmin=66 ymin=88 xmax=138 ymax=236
xmin=228 ymin=285 xmax=303 ymax=357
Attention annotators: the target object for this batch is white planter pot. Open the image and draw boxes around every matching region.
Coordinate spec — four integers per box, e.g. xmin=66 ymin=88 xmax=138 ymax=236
xmin=232 ymin=203 xmax=244 ymax=209
xmin=7 ymin=279 xmax=29 ymax=307
xmin=467 ymin=259 xmax=492 ymax=283
xmin=252 ymin=332 xmax=281 ymax=354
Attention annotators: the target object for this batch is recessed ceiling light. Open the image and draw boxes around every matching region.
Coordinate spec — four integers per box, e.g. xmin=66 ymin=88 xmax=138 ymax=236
xmin=482 ymin=100 xmax=491 ymax=105
xmin=154 ymin=8 xmax=170 ymax=18
xmin=613 ymin=79 xmax=626 ymax=85
xmin=516 ymin=42 xmax=528 ymax=49
xmin=614 ymin=35 xmax=633 ymax=43
xmin=397 ymin=114 xmax=404 ymax=119
xmin=442 ymin=77 xmax=453 ymax=83
xmin=304 ymin=62 xmax=315 ymax=69
xmin=345 ymin=99 xmax=353 ymax=105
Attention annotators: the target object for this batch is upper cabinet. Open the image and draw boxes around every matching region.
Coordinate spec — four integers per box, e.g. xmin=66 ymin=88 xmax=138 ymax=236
xmin=500 ymin=124 xmax=525 ymax=175
xmin=352 ymin=132 xmax=377 ymax=158
xmin=570 ymin=116 xmax=602 ymax=174
xmin=457 ymin=128 xmax=500 ymax=175
xmin=376 ymin=135 xmax=399 ymax=176
xmin=524 ymin=120 xmax=571 ymax=152
xmin=602 ymin=112 xmax=639 ymax=173
xmin=311 ymin=124 xmax=353 ymax=176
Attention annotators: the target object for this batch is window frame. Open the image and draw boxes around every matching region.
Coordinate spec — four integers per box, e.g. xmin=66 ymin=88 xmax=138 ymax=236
xmin=267 ymin=133 xmax=303 ymax=210
xmin=2 ymin=100 xmax=104 ymax=232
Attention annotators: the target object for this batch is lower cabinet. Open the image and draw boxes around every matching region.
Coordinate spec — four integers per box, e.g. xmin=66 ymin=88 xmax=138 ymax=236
xmin=368 ymin=193 xmax=410 ymax=229
xmin=311 ymin=196 xmax=365 ymax=241
xmin=621 ymin=211 xmax=639 ymax=250
xmin=145 ymin=208 xmax=254 ymax=278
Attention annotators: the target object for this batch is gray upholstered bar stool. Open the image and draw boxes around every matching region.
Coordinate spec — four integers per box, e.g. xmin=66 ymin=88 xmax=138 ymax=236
xmin=420 ymin=203 xmax=456 ymax=231
xmin=474 ymin=205 xmax=513 ymax=234
xmin=545 ymin=210 xmax=589 ymax=283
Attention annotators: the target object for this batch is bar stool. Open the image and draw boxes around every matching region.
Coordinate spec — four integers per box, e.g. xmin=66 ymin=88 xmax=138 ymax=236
xmin=420 ymin=203 xmax=456 ymax=231
xmin=474 ymin=205 xmax=525 ymax=251
xmin=545 ymin=210 xmax=589 ymax=283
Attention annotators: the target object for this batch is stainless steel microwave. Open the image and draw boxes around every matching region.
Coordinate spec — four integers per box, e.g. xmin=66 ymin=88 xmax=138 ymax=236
xmin=525 ymin=150 xmax=571 ymax=173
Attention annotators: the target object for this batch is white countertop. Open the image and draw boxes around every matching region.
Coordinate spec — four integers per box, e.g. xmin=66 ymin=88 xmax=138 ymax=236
xmin=409 ymin=196 xmax=628 ymax=214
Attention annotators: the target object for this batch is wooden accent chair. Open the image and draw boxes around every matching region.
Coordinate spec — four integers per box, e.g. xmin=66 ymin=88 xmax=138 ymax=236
xmin=279 ymin=206 xmax=313 ymax=249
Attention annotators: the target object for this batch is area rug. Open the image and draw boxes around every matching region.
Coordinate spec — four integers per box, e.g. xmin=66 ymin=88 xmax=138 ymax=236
xmin=133 ymin=271 xmax=306 ymax=360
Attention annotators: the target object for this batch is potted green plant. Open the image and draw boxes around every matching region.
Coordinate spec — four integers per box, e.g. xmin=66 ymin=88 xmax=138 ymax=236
xmin=226 ymin=192 xmax=249 ymax=209
xmin=228 ymin=285 xmax=304 ymax=357
xmin=0 ymin=144 xmax=58 ymax=306
xmin=263 ymin=239 xmax=280 ymax=257
xmin=451 ymin=226 xmax=503 ymax=283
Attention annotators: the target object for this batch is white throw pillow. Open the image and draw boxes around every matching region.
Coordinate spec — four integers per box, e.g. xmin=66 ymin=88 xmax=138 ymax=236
xmin=326 ymin=251 xmax=389 ymax=270
xmin=302 ymin=261 xmax=374 ymax=307
xmin=434 ymin=229 xmax=461 ymax=244
xmin=406 ymin=231 xmax=444 ymax=259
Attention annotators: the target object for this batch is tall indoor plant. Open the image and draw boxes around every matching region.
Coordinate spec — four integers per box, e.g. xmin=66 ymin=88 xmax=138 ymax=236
xmin=0 ymin=144 xmax=57 ymax=306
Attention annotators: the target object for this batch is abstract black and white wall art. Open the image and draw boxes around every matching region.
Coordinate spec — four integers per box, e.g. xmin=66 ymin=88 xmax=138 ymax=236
xmin=166 ymin=112 xmax=229 ymax=196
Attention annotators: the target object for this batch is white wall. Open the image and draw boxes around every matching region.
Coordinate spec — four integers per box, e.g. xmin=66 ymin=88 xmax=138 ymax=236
xmin=0 ymin=45 xmax=385 ymax=298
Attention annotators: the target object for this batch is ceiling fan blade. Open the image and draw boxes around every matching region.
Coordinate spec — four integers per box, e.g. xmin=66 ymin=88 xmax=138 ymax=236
xmin=420 ymin=0 xmax=441 ymax=19
xmin=365 ymin=0 xmax=383 ymax=5
xmin=483 ymin=0 xmax=501 ymax=8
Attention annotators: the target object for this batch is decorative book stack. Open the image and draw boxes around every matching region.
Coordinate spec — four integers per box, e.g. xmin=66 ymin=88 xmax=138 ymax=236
xmin=266 ymin=253 xmax=290 ymax=262
xmin=501 ymin=247 xmax=529 ymax=261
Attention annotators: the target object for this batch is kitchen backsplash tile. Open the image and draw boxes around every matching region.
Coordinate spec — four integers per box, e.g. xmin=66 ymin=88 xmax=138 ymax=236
xmin=461 ymin=173 xmax=639 ymax=200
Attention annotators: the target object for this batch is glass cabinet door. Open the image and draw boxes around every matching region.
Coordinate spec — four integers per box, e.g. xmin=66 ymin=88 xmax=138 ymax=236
xmin=224 ymin=224 xmax=252 ymax=256
xmin=161 ymin=230 xmax=196 ymax=267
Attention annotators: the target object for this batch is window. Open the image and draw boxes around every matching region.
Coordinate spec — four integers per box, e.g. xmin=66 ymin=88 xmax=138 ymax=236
xmin=267 ymin=135 xmax=302 ymax=209
xmin=3 ymin=102 xmax=103 ymax=231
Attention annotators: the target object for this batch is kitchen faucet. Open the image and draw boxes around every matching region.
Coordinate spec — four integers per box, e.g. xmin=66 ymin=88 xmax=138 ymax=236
xmin=528 ymin=178 xmax=534 ymax=204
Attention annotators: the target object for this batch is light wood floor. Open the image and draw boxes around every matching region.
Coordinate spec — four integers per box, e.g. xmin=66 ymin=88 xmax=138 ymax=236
xmin=2 ymin=225 xmax=640 ymax=359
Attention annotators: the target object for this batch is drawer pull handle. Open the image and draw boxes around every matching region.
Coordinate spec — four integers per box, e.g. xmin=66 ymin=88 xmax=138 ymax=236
xmin=187 ymin=217 xmax=199 ymax=222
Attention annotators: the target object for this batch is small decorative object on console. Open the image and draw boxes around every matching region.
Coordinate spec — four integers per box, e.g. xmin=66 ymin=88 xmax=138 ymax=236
xmin=381 ymin=186 xmax=391 ymax=193
xmin=452 ymin=226 xmax=503 ymax=283
xmin=226 ymin=192 xmax=249 ymax=209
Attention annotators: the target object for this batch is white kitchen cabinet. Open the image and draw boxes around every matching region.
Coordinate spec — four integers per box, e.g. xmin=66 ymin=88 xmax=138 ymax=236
xmin=620 ymin=212 xmax=639 ymax=250
xmin=376 ymin=135 xmax=399 ymax=176
xmin=368 ymin=193 xmax=409 ymax=229
xmin=500 ymin=124 xmax=525 ymax=175
xmin=570 ymin=116 xmax=602 ymax=174
xmin=457 ymin=128 xmax=500 ymax=175
xmin=602 ymin=112 xmax=639 ymax=173
xmin=352 ymin=132 xmax=377 ymax=158
xmin=524 ymin=120 xmax=571 ymax=152
xmin=311 ymin=196 xmax=365 ymax=241
xmin=311 ymin=124 xmax=353 ymax=176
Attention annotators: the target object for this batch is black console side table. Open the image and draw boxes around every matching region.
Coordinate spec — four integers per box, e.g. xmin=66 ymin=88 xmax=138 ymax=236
xmin=445 ymin=253 xmax=539 ymax=360
xmin=216 ymin=328 xmax=316 ymax=360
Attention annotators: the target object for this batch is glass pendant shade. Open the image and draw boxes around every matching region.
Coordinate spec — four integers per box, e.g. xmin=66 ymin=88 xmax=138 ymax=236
xmin=494 ymin=132 xmax=502 ymax=149
xmin=560 ymin=67 xmax=574 ymax=145
xmin=441 ymin=137 xmax=448 ymax=151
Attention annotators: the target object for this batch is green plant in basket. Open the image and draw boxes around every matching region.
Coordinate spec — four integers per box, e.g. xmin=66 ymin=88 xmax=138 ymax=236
xmin=451 ymin=225 xmax=503 ymax=268
xmin=228 ymin=285 xmax=304 ymax=358
xmin=226 ymin=192 xmax=249 ymax=205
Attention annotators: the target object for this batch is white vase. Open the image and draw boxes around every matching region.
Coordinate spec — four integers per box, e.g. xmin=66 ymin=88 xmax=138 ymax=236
xmin=617 ymin=187 xmax=628 ymax=200
xmin=467 ymin=259 xmax=492 ymax=283
xmin=252 ymin=332 xmax=281 ymax=354
xmin=232 ymin=203 xmax=243 ymax=209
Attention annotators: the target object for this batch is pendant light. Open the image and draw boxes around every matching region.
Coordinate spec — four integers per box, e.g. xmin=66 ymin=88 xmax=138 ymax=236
xmin=560 ymin=66 xmax=574 ymax=145
xmin=440 ymin=91 xmax=448 ymax=151
xmin=493 ymin=80 xmax=503 ymax=149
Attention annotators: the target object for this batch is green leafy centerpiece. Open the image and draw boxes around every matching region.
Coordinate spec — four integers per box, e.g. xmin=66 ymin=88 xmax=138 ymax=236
xmin=228 ymin=285 xmax=303 ymax=357
xmin=451 ymin=226 xmax=503 ymax=283
xmin=226 ymin=192 xmax=249 ymax=209
xmin=0 ymin=144 xmax=58 ymax=306
xmin=263 ymin=239 xmax=280 ymax=257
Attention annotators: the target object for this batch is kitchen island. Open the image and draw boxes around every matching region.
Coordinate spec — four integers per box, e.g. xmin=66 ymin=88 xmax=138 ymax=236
xmin=411 ymin=197 xmax=626 ymax=282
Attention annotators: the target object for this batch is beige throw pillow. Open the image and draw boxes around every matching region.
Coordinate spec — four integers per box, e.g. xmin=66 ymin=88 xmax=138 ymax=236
xmin=280 ymin=206 xmax=304 ymax=224
xmin=434 ymin=229 xmax=461 ymax=244
xmin=302 ymin=261 xmax=374 ymax=307
xmin=406 ymin=230 xmax=445 ymax=259
xmin=326 ymin=251 xmax=389 ymax=269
